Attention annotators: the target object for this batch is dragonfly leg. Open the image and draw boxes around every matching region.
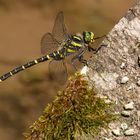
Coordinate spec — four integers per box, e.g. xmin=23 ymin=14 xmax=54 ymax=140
xmin=88 ymin=44 xmax=106 ymax=54
xmin=71 ymin=49 xmax=87 ymax=70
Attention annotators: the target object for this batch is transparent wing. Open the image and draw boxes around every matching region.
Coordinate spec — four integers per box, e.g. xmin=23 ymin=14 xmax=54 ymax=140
xmin=52 ymin=11 xmax=67 ymax=43
xmin=40 ymin=32 xmax=59 ymax=55
xmin=48 ymin=60 xmax=68 ymax=84
xmin=66 ymin=53 xmax=84 ymax=72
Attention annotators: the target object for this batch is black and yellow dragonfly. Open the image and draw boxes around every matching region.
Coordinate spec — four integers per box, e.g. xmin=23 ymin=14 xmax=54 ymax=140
xmin=0 ymin=11 xmax=99 ymax=83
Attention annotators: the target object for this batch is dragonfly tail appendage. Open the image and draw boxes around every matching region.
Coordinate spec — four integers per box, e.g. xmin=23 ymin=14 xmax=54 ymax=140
xmin=0 ymin=55 xmax=51 ymax=82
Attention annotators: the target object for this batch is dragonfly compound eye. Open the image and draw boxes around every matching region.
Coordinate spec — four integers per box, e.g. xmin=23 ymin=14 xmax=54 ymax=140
xmin=83 ymin=31 xmax=94 ymax=43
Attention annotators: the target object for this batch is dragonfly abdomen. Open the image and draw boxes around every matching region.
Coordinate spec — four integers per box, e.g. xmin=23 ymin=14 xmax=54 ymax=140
xmin=0 ymin=55 xmax=51 ymax=82
xmin=49 ymin=50 xmax=65 ymax=60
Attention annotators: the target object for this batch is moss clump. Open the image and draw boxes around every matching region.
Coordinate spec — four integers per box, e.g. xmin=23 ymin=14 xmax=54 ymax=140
xmin=24 ymin=73 xmax=116 ymax=140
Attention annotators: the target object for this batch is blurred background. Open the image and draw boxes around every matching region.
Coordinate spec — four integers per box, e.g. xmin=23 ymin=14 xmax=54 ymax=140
xmin=0 ymin=0 xmax=137 ymax=140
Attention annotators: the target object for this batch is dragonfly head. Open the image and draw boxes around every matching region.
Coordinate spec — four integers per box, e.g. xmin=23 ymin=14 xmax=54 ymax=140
xmin=83 ymin=31 xmax=94 ymax=44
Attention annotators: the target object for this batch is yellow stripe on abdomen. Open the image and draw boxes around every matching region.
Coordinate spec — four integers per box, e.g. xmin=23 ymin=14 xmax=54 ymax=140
xmin=46 ymin=55 xmax=50 ymax=59
xmin=34 ymin=60 xmax=38 ymax=64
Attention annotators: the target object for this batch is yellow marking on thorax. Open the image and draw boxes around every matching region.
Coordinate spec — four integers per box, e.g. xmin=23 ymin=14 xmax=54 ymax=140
xmin=67 ymin=48 xmax=76 ymax=53
xmin=71 ymin=41 xmax=82 ymax=47
xmin=69 ymin=45 xmax=74 ymax=48
xmin=0 ymin=79 xmax=2 ymax=82
xmin=73 ymin=36 xmax=81 ymax=40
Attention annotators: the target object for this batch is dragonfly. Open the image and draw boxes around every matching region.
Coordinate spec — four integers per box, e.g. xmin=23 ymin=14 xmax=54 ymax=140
xmin=0 ymin=11 xmax=102 ymax=83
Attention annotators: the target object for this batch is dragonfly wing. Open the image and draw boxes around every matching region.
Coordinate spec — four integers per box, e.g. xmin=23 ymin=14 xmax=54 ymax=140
xmin=41 ymin=32 xmax=59 ymax=55
xmin=52 ymin=11 xmax=68 ymax=43
xmin=48 ymin=59 xmax=68 ymax=84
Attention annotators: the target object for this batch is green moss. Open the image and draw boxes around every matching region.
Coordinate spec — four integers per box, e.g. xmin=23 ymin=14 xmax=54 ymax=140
xmin=24 ymin=73 xmax=116 ymax=140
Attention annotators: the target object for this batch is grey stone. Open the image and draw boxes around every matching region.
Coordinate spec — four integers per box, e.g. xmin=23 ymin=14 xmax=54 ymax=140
xmin=120 ymin=62 xmax=126 ymax=69
xmin=120 ymin=123 xmax=128 ymax=130
xmin=120 ymin=76 xmax=129 ymax=84
xmin=124 ymin=102 xmax=134 ymax=110
xmin=112 ymin=129 xmax=121 ymax=136
xmin=121 ymin=111 xmax=131 ymax=117
xmin=124 ymin=129 xmax=135 ymax=136
xmin=137 ymin=78 xmax=140 ymax=86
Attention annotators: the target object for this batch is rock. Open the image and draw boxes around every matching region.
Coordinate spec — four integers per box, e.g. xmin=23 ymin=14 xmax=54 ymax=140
xmin=137 ymin=78 xmax=140 ymax=86
xmin=120 ymin=123 xmax=128 ymax=130
xmin=104 ymin=138 xmax=112 ymax=140
xmin=120 ymin=62 xmax=126 ymax=69
xmin=127 ymin=86 xmax=133 ymax=90
xmin=137 ymin=111 xmax=140 ymax=127
xmin=112 ymin=129 xmax=121 ymax=136
xmin=124 ymin=129 xmax=135 ymax=136
xmin=138 ymin=55 xmax=140 ymax=67
xmin=80 ymin=66 xmax=89 ymax=75
xmin=120 ymin=76 xmax=129 ymax=84
xmin=121 ymin=111 xmax=131 ymax=117
xmin=124 ymin=102 xmax=134 ymax=110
